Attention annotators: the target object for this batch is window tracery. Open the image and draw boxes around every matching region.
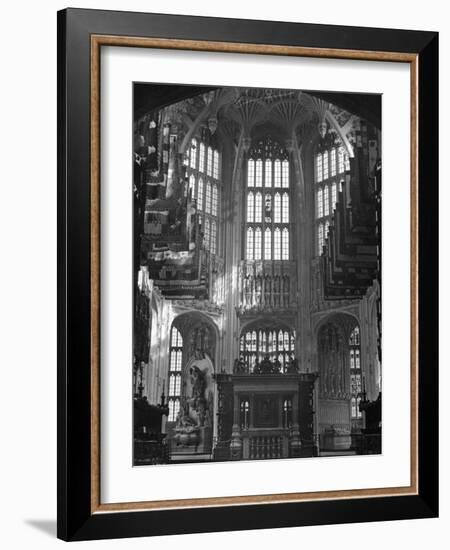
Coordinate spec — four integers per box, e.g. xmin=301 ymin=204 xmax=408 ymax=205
xmin=245 ymin=138 xmax=291 ymax=260
xmin=186 ymin=138 xmax=221 ymax=255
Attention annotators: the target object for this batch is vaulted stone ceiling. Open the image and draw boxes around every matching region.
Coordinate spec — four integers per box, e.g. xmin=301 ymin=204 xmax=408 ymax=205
xmin=135 ymin=85 xmax=380 ymax=162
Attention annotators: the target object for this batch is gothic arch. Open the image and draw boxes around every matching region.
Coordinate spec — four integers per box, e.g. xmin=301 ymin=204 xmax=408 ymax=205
xmin=239 ymin=315 xmax=295 ymax=335
xmin=315 ymin=312 xmax=360 ymax=401
xmin=313 ymin=310 xmax=359 ymax=342
xmin=171 ymin=311 xmax=219 ymax=369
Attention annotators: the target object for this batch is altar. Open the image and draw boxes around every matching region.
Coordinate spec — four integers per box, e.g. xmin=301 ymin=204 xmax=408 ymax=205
xmin=215 ymin=368 xmax=317 ymax=461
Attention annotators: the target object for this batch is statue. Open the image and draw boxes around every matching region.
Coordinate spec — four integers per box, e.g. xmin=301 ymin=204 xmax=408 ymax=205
xmin=173 ymin=400 xmax=200 ymax=447
xmin=273 ymin=358 xmax=282 ymax=374
xmin=260 ymin=355 xmax=273 ymax=374
xmin=175 ymin=401 xmax=196 ymax=429
xmin=172 ymin=360 xmax=212 ymax=450
xmin=185 ymin=364 xmax=208 ymax=427
xmin=190 ymin=365 xmax=206 ymax=406
xmin=234 ymin=356 xmax=247 ymax=374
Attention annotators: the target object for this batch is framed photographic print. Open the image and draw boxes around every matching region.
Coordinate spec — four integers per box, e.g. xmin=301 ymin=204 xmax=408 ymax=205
xmin=57 ymin=8 xmax=438 ymax=542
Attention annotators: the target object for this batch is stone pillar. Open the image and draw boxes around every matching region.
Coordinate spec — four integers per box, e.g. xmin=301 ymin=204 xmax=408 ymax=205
xmin=359 ymin=286 xmax=380 ymax=402
xmin=289 ymin=390 xmax=302 ymax=457
xmin=158 ymin=300 xmax=172 ymax=403
xmin=230 ymin=393 xmax=242 ymax=460
xmin=291 ymin=134 xmax=313 ymax=372
xmin=313 ymin=377 xmax=320 ymax=455
xmin=222 ymin=132 xmax=246 ymax=372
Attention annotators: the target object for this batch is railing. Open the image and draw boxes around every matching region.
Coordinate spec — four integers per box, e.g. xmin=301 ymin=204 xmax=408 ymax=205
xmin=250 ymin=435 xmax=283 ymax=459
xmin=241 ymin=432 xmax=290 ymax=460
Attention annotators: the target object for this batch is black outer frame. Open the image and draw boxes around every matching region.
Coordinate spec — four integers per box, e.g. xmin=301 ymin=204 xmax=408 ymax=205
xmin=57 ymin=8 xmax=438 ymax=542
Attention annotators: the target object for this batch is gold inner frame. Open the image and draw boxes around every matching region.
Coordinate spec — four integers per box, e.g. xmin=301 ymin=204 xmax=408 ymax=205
xmin=90 ymin=35 xmax=419 ymax=514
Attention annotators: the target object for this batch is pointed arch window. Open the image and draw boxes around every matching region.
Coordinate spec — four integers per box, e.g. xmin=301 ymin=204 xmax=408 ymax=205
xmin=213 ymin=150 xmax=220 ymax=179
xmin=204 ymin=218 xmax=211 ymax=249
xmin=168 ymin=326 xmax=183 ymax=421
xmin=189 ymin=174 xmax=196 ymax=199
xmin=282 ymin=160 xmax=289 ymax=188
xmin=349 ymin=326 xmax=362 ymax=419
xmin=211 ymin=221 xmax=217 ymax=255
xmin=265 ymin=194 xmax=272 ymax=223
xmin=255 ymin=159 xmax=263 ymax=187
xmin=240 ymin=326 xmax=295 ymax=371
xmin=255 ymin=192 xmax=262 ymax=223
xmin=323 ymin=150 xmax=329 ymax=180
xmin=264 ymin=228 xmax=272 ymax=260
xmin=247 ymin=159 xmax=255 ymax=187
xmin=207 ymin=146 xmax=213 ymax=176
xmin=254 ymin=227 xmax=262 ymax=260
xmin=338 ymin=147 xmax=345 ymax=173
xmin=274 ymin=192 xmax=281 ymax=223
xmin=197 ymin=177 xmax=204 ymax=211
xmin=317 ymin=188 xmax=323 ymax=218
xmin=316 ymin=153 xmax=323 ymax=182
xmin=274 ymin=228 xmax=281 ymax=260
xmin=185 ymin=138 xmax=221 ymax=256
xmin=212 ymin=185 xmax=218 ymax=217
xmin=245 ymin=140 xmax=291 ymax=260
xmin=331 ymin=182 xmax=337 ymax=211
xmin=315 ymin=143 xmax=348 ymax=256
xmin=323 ymin=185 xmax=330 ymax=216
xmin=282 ymin=228 xmax=289 ymax=260
xmin=274 ymin=159 xmax=281 ymax=186
xmin=330 ymin=148 xmax=337 ymax=176
xmin=246 ymin=228 xmax=254 ymax=260
xmin=282 ymin=192 xmax=289 ymax=223
xmin=265 ymin=159 xmax=272 ymax=187
xmin=198 ymin=142 xmax=205 ymax=172
xmin=190 ymin=138 xmax=197 ymax=169
xmin=205 ymin=182 xmax=212 ymax=214
xmin=247 ymin=192 xmax=255 ymax=222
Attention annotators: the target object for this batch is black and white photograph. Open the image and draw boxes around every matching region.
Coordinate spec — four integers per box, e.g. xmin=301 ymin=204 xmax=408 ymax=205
xmin=132 ymin=84 xmax=382 ymax=465
xmin=0 ymin=0 xmax=443 ymax=547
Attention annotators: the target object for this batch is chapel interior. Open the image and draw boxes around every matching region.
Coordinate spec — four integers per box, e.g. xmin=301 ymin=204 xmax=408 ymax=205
xmin=132 ymin=85 xmax=382 ymax=465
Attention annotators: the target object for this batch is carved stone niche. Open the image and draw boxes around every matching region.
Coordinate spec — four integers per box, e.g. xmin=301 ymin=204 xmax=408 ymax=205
xmin=187 ymin=320 xmax=216 ymax=363
xmin=170 ymin=315 xmax=218 ymax=456
xmin=316 ymin=313 xmax=358 ymax=452
xmin=318 ymin=322 xmax=348 ymax=400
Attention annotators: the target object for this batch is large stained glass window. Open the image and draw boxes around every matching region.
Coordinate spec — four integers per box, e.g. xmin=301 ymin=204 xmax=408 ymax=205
xmin=245 ymin=138 xmax=291 ymax=261
xmin=168 ymin=326 xmax=183 ymax=421
xmin=315 ymin=144 xmax=350 ymax=256
xmin=186 ymin=137 xmax=221 ymax=255
xmin=349 ymin=326 xmax=362 ymax=419
xmin=239 ymin=327 xmax=296 ymax=372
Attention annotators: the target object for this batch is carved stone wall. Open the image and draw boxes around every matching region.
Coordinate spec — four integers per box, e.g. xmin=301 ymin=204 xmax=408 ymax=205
xmin=316 ymin=314 xmax=359 ymax=443
xmin=238 ymin=260 xmax=297 ymax=313
xmin=318 ymin=322 xmax=350 ymax=400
